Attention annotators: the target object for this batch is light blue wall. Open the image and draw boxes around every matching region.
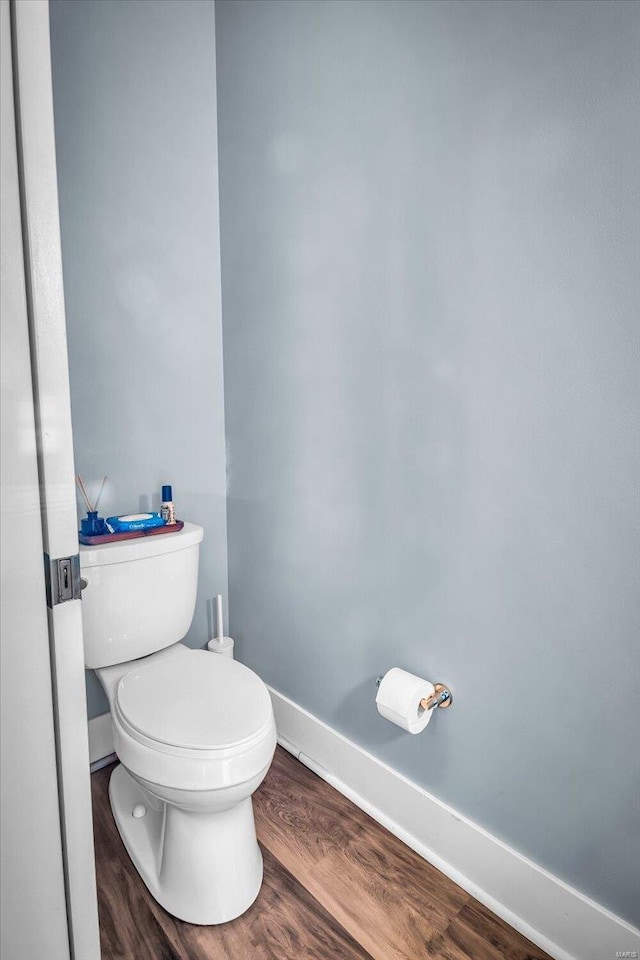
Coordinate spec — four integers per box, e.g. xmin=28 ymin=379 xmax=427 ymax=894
xmin=50 ymin=0 xmax=227 ymax=719
xmin=216 ymin=0 xmax=640 ymax=925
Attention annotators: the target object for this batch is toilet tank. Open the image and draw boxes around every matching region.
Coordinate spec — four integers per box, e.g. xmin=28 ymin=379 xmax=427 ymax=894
xmin=80 ymin=523 xmax=204 ymax=669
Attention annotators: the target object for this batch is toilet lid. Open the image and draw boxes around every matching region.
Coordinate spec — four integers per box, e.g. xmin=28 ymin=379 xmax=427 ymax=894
xmin=116 ymin=650 xmax=272 ymax=751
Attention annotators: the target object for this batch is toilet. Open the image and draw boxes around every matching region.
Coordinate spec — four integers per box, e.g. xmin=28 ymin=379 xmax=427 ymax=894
xmin=80 ymin=523 xmax=276 ymax=925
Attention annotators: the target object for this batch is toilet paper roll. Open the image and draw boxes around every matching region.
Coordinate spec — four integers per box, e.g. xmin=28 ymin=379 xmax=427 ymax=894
xmin=376 ymin=667 xmax=435 ymax=734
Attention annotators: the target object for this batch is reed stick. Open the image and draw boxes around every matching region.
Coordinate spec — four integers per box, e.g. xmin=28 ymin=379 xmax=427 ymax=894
xmin=94 ymin=475 xmax=107 ymax=512
xmin=76 ymin=475 xmax=93 ymax=512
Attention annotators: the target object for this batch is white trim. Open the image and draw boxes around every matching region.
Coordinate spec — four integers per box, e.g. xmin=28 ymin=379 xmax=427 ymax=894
xmin=88 ymin=713 xmax=114 ymax=766
xmin=11 ymin=1 xmax=100 ymax=956
xmin=268 ymin=685 xmax=640 ymax=960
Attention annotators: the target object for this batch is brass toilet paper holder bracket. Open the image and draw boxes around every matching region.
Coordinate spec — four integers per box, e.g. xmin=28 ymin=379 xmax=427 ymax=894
xmin=375 ymin=677 xmax=453 ymax=710
xmin=421 ymin=683 xmax=453 ymax=710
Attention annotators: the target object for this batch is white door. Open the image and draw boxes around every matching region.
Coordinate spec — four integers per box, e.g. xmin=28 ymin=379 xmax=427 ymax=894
xmin=1 ymin=2 xmax=69 ymax=956
xmin=8 ymin=1 xmax=101 ymax=957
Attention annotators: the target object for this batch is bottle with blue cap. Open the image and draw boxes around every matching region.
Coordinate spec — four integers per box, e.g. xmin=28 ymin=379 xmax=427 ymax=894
xmin=160 ymin=485 xmax=176 ymax=525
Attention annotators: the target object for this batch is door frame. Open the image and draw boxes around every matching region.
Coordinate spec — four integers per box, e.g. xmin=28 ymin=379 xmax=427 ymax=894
xmin=10 ymin=1 xmax=101 ymax=956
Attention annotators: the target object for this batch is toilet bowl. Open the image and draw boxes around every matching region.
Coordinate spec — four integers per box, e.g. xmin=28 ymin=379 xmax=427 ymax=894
xmin=100 ymin=645 xmax=277 ymax=925
xmin=79 ymin=523 xmax=277 ymax=925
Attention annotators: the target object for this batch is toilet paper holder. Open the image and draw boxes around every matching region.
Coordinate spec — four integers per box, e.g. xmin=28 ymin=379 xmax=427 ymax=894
xmin=375 ymin=676 xmax=453 ymax=710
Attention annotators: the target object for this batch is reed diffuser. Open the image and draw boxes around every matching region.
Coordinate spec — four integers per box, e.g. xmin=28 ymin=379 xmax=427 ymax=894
xmin=76 ymin=474 xmax=108 ymax=536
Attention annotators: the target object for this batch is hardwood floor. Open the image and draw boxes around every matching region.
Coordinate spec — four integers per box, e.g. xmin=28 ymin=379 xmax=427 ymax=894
xmin=91 ymin=747 xmax=552 ymax=960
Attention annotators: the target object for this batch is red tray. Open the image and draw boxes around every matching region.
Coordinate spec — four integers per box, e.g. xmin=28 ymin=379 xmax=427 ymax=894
xmin=79 ymin=520 xmax=184 ymax=546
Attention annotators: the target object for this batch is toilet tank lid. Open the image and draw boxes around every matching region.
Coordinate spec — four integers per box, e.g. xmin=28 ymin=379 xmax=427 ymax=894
xmin=80 ymin=522 xmax=203 ymax=568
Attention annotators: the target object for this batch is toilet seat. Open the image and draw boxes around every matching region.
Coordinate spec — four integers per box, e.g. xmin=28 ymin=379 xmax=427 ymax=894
xmin=111 ymin=649 xmax=277 ymax=792
xmin=116 ymin=649 xmax=272 ymax=753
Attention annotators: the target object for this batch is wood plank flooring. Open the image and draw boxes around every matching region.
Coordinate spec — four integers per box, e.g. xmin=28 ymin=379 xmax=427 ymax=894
xmin=92 ymin=746 xmax=552 ymax=960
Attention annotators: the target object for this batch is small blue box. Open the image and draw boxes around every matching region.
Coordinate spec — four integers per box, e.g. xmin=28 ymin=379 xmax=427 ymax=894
xmin=106 ymin=513 xmax=166 ymax=533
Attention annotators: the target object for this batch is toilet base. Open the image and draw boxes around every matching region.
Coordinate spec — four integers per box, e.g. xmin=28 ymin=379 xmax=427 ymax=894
xmin=109 ymin=763 xmax=263 ymax=924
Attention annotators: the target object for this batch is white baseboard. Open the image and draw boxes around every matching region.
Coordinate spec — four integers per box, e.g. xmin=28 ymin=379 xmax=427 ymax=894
xmin=268 ymin=685 xmax=640 ymax=960
xmin=87 ymin=712 xmax=114 ymax=767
